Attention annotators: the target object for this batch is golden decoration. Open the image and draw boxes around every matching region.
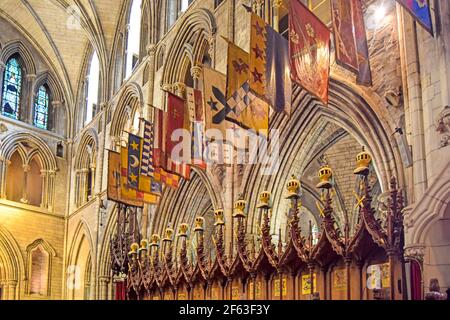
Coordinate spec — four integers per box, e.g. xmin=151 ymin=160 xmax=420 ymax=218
xmin=354 ymin=148 xmax=372 ymax=175
xmin=257 ymin=191 xmax=271 ymax=209
xmin=316 ymin=165 xmax=333 ymax=189
xmin=214 ymin=209 xmax=225 ymax=226
xmin=194 ymin=217 xmax=205 ymax=232
xmin=286 ymin=175 xmax=301 ymax=199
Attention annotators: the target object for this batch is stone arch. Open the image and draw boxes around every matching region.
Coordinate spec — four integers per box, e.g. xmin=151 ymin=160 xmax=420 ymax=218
xmin=152 ymin=168 xmax=222 ymax=258
xmin=110 ymin=82 xmax=144 ymax=142
xmin=74 ymin=130 xmax=98 ymax=170
xmin=97 ymin=202 xmax=119 ymax=300
xmin=0 ymin=132 xmax=58 ymax=209
xmin=73 ymin=130 xmax=98 ymax=207
xmin=0 ymin=40 xmax=36 ymax=75
xmin=33 ymin=71 xmax=68 ymax=135
xmin=241 ymin=80 xmax=405 ymax=238
xmin=66 ymin=220 xmax=95 ymax=300
xmin=162 ymin=8 xmax=216 ymax=85
xmin=404 ymin=162 xmax=450 ymax=246
xmin=24 ymin=239 xmax=56 ymax=297
xmin=0 ymin=225 xmax=25 ymax=300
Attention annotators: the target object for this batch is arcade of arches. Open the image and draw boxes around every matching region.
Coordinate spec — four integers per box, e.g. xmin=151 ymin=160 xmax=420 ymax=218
xmin=0 ymin=0 xmax=449 ymax=300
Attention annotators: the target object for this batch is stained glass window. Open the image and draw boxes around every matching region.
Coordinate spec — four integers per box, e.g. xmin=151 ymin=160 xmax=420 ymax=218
xmin=2 ymin=56 xmax=22 ymax=120
xmin=34 ymin=85 xmax=49 ymax=130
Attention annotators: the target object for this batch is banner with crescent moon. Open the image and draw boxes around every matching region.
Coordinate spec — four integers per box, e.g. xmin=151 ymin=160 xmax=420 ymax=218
xmin=127 ymin=133 xmax=143 ymax=190
xmin=120 ymin=147 xmax=144 ymax=207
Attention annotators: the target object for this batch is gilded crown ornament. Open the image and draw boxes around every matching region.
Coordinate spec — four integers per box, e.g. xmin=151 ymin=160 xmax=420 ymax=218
xmin=150 ymin=234 xmax=160 ymax=247
xmin=178 ymin=223 xmax=189 ymax=238
xmin=233 ymin=198 xmax=247 ymax=218
xmin=163 ymin=227 xmax=174 ymax=242
xmin=214 ymin=209 xmax=225 ymax=226
xmin=286 ymin=175 xmax=301 ymax=199
xmin=194 ymin=217 xmax=205 ymax=232
xmin=317 ymin=165 xmax=333 ymax=189
xmin=257 ymin=191 xmax=271 ymax=209
xmin=128 ymin=242 xmax=139 ymax=256
xmin=139 ymin=239 xmax=148 ymax=252
xmin=354 ymin=147 xmax=372 ymax=176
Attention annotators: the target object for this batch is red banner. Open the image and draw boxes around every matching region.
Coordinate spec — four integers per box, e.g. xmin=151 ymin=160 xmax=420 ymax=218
xmin=289 ymin=0 xmax=331 ymax=105
xmin=331 ymin=0 xmax=359 ymax=73
xmin=164 ymin=92 xmax=191 ymax=180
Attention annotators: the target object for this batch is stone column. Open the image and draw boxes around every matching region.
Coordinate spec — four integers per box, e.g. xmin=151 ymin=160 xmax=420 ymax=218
xmin=401 ymin=12 xmax=428 ymax=201
xmin=146 ymin=44 xmax=157 ymax=119
xmin=50 ymin=101 xmax=62 ymax=133
xmin=0 ymin=61 xmax=5 ymax=101
xmin=40 ymin=170 xmax=49 ymax=209
xmin=98 ymin=276 xmax=111 ymax=300
xmin=20 ymin=164 xmax=31 ymax=204
xmin=0 ymin=156 xmax=6 ymax=199
xmin=7 ymin=280 xmax=18 ymax=300
xmin=190 ymin=66 xmax=202 ymax=90
xmin=24 ymin=74 xmax=36 ymax=123
xmin=48 ymin=170 xmax=56 ymax=212
xmin=161 ymin=83 xmax=173 ymax=111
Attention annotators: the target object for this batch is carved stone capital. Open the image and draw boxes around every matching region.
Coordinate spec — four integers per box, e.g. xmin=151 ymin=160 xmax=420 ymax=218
xmin=23 ymin=164 xmax=31 ymax=173
xmin=404 ymin=245 xmax=425 ymax=263
xmin=51 ymin=101 xmax=62 ymax=108
xmin=161 ymin=83 xmax=173 ymax=93
xmin=190 ymin=66 xmax=203 ymax=80
xmin=173 ymin=82 xmax=186 ymax=98
xmin=25 ymin=74 xmax=37 ymax=81
xmin=436 ymin=106 xmax=450 ymax=148
xmin=99 ymin=102 xmax=108 ymax=111
xmin=146 ymin=44 xmax=157 ymax=56
xmin=0 ymin=123 xmax=8 ymax=134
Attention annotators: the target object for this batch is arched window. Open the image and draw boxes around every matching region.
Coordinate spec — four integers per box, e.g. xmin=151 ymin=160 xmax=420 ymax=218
xmin=5 ymin=152 xmax=43 ymax=207
xmin=33 ymin=85 xmax=50 ymax=130
xmin=1 ymin=55 xmax=23 ymax=120
xmin=85 ymin=51 xmax=100 ymax=125
xmin=125 ymin=0 xmax=142 ymax=79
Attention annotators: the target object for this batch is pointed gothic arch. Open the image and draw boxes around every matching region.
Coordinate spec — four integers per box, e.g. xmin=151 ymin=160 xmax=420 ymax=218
xmin=0 ymin=225 xmax=25 ymax=300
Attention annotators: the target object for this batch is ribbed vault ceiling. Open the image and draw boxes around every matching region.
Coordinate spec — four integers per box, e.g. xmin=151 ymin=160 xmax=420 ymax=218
xmin=0 ymin=0 xmax=124 ymax=105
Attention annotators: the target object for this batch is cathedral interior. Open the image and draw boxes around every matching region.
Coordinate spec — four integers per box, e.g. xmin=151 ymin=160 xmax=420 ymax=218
xmin=0 ymin=0 xmax=449 ymax=301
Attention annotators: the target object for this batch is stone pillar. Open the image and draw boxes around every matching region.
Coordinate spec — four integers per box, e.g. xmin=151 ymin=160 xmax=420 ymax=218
xmin=190 ymin=65 xmax=202 ymax=90
xmin=0 ymin=156 xmax=6 ymax=199
xmin=7 ymin=280 xmax=18 ymax=300
xmin=47 ymin=170 xmax=56 ymax=212
xmin=0 ymin=61 xmax=5 ymax=101
xmin=24 ymin=74 xmax=36 ymax=123
xmin=98 ymin=276 xmax=111 ymax=300
xmin=40 ymin=170 xmax=48 ymax=209
xmin=146 ymin=44 xmax=157 ymax=119
xmin=161 ymin=83 xmax=173 ymax=111
xmin=50 ymin=100 xmax=62 ymax=133
xmin=20 ymin=164 xmax=31 ymax=204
